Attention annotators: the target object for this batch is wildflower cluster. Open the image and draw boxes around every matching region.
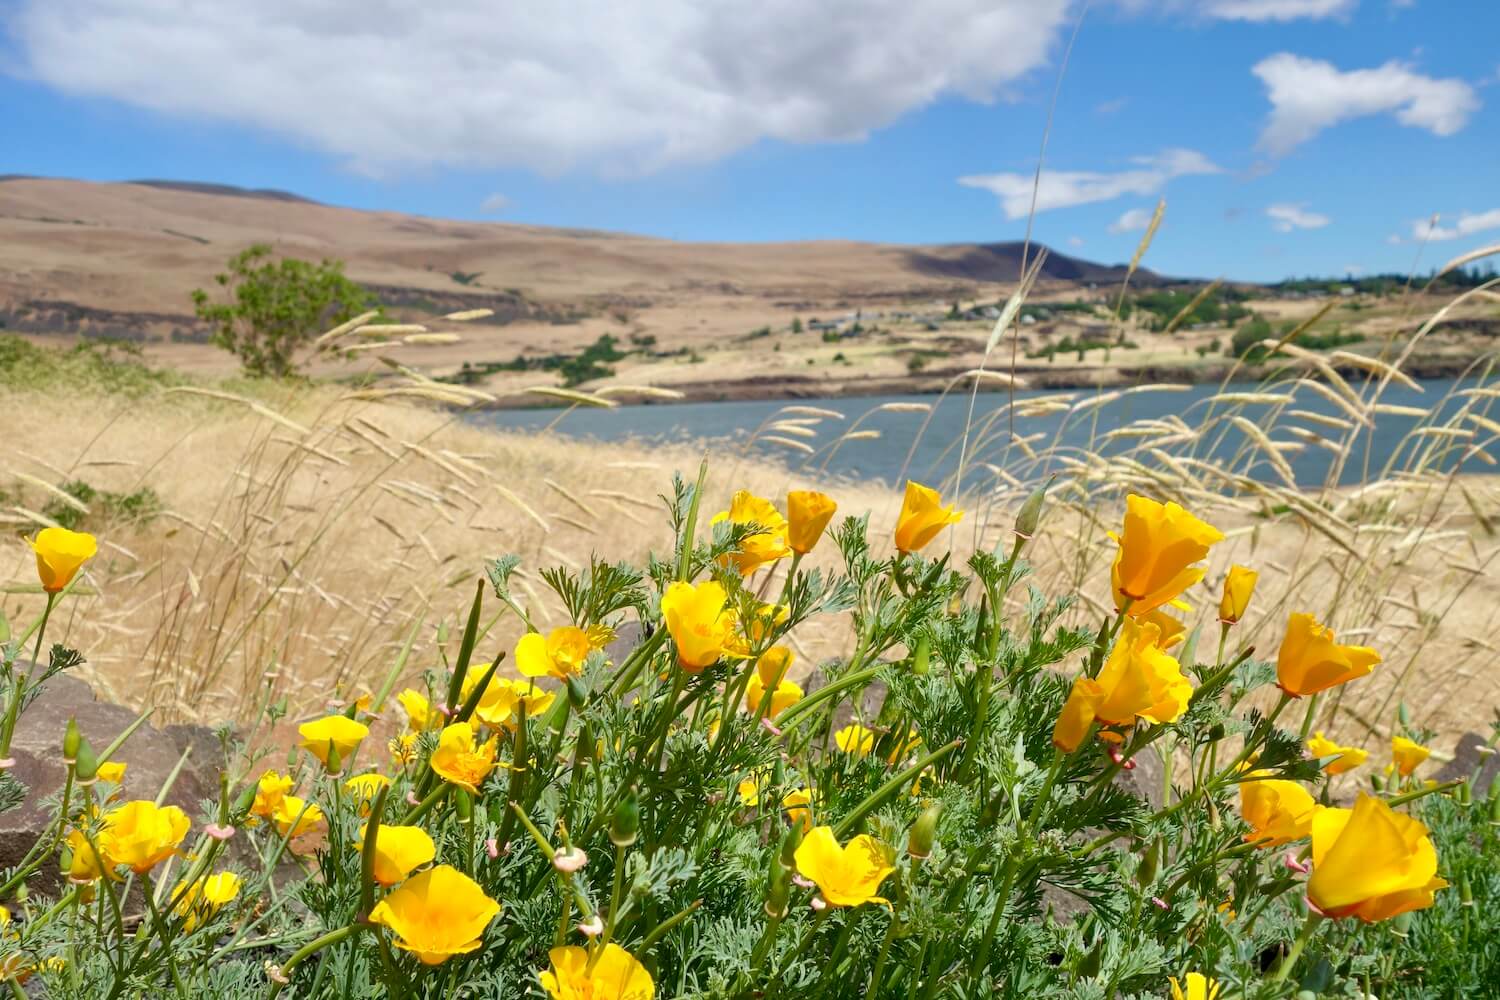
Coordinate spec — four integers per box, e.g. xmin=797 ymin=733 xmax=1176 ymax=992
xmin=0 ymin=481 xmax=1494 ymax=997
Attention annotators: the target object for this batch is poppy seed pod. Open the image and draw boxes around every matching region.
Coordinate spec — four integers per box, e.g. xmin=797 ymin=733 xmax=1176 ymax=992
xmin=610 ymin=788 xmax=640 ymax=847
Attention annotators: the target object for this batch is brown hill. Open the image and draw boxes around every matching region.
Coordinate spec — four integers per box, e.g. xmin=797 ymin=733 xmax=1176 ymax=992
xmin=0 ymin=177 xmax=1160 ymax=346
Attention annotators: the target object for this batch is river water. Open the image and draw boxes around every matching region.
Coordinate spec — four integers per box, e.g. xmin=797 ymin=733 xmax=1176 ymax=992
xmin=477 ymin=377 xmax=1496 ymax=488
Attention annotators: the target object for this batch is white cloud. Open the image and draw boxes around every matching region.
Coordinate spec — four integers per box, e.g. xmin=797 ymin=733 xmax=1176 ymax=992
xmin=1067 ymin=235 xmax=1086 ymax=248
xmin=1410 ymin=209 xmax=1500 ymax=242
xmin=1205 ymin=0 xmax=1355 ymax=21
xmin=1108 ymin=208 xmax=1154 ymax=234
xmin=1266 ymin=203 xmax=1331 ymax=232
xmin=960 ymin=148 xmax=1221 ymax=220
xmin=1095 ymin=97 xmax=1129 ymax=115
xmin=9 ymin=0 xmax=1073 ymax=176
xmin=479 ymin=193 xmax=511 ymax=214
xmin=1253 ymin=53 xmax=1479 ymax=155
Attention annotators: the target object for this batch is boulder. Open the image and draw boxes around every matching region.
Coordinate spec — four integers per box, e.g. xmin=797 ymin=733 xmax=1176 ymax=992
xmin=0 ymin=672 xmax=224 ymax=897
xmin=1436 ymin=731 xmax=1499 ymax=793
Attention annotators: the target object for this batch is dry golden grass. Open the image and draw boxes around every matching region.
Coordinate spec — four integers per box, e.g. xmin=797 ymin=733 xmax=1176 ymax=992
xmin=1 ymin=385 xmax=891 ymax=724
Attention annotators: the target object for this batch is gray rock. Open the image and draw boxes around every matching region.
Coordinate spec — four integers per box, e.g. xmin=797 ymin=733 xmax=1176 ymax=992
xmin=1436 ymin=731 xmax=1499 ymax=793
xmin=0 ymin=673 xmax=224 ymax=897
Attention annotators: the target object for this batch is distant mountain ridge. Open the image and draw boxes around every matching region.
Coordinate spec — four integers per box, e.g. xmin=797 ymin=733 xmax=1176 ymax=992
xmin=0 ymin=175 xmax=1171 ymax=347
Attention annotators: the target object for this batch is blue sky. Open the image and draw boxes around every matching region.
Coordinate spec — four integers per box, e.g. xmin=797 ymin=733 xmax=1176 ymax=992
xmin=3 ymin=0 xmax=1497 ymax=281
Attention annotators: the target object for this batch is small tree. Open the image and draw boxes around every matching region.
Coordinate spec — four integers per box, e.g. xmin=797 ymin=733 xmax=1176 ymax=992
xmin=1228 ymin=315 xmax=1273 ymax=360
xmin=191 ymin=244 xmax=379 ymax=377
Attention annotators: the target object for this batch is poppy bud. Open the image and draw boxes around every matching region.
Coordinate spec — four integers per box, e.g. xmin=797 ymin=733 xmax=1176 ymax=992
xmin=0 ymin=608 xmax=8 ymax=644
xmin=1136 ymin=837 xmax=1160 ymax=887
xmin=1077 ymin=936 xmax=1103 ymax=979
xmin=1370 ymin=773 xmax=1385 ymax=793
xmin=1397 ymin=703 xmax=1411 ymax=728
xmin=455 ymin=788 xmax=474 ymax=824
xmin=1014 ymin=480 xmax=1049 ymax=540
xmin=912 ymin=634 xmax=931 ymax=676
xmin=907 ymin=802 xmax=941 ymax=859
xmin=779 ymin=821 xmax=804 ymax=869
xmin=1460 ymin=874 xmax=1474 ymax=907
xmin=73 ymin=736 xmax=99 ymax=786
xmin=63 ymin=718 xmax=81 ymax=765
xmin=610 ymin=787 xmax=640 ymax=847
xmin=566 ymin=674 xmax=589 ymax=710
xmin=1391 ymin=911 xmax=1414 ymax=938
xmin=323 ymin=741 xmax=343 ymax=776
xmin=1489 ymin=792 xmax=1500 ymax=828
xmin=1456 ymin=780 xmax=1471 ymax=807
xmin=765 ymin=858 xmax=791 ymax=919
xmin=1295 ymin=992 xmax=1317 ymax=1000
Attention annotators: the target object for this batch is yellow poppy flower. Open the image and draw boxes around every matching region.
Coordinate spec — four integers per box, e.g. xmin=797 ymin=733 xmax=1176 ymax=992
xmin=782 ymin=788 xmax=813 ymax=832
xmin=1109 ymin=494 xmax=1223 ymax=614
xmin=745 ymin=672 xmax=803 ymax=717
xmin=516 ymin=626 xmax=592 ymax=679
xmin=793 ymin=826 xmax=895 ymax=907
xmin=1169 ymin=972 xmax=1221 ymax=1000
xmin=298 ymin=715 xmax=370 ymax=768
xmin=894 ymin=481 xmax=963 ymax=554
xmin=1238 ymin=774 xmax=1316 ymax=847
xmin=660 ymin=580 xmax=737 ymax=673
xmin=344 ymin=773 xmax=391 ymax=816
xmin=172 ymin=871 xmax=242 ymax=931
xmin=1051 ymin=618 xmax=1191 ymax=752
xmin=467 ymin=676 xmax=557 ymax=729
xmin=1276 ymin=612 xmax=1380 ymax=698
xmin=1307 ymin=794 xmax=1448 ymax=922
xmin=367 ymin=865 xmax=501 ymax=965
xmin=98 ymin=800 xmax=190 ymax=874
xmin=1389 ymin=736 xmax=1430 ymax=778
xmin=430 ymin=723 xmax=498 ymax=794
xmin=540 ymin=942 xmax=655 ymax=1000
xmin=398 ymin=689 xmax=440 ymax=732
xmin=250 ymin=770 xmax=294 ymax=822
xmin=786 ymin=490 xmax=838 ymax=555
xmin=1136 ymin=606 xmax=1187 ymax=650
xmin=360 ymin=823 xmax=437 ymax=886
xmin=95 ymin=761 xmax=127 ymax=784
xmin=273 ymin=796 xmax=325 ymax=838
xmin=1218 ymin=565 xmax=1258 ymax=624
xmin=745 ymin=646 xmax=801 ymax=716
xmin=28 ymin=526 xmax=98 ymax=593
xmin=833 ymin=724 xmax=876 ymax=757
xmin=711 ymin=490 xmax=792 ymax=575
xmin=64 ymin=828 xmax=111 ymax=883
xmin=736 ymin=776 xmax=763 ymax=807
xmin=1306 ymin=732 xmax=1368 ymax=775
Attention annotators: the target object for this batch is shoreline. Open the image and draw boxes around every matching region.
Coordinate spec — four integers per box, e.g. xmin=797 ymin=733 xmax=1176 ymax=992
xmin=477 ymin=352 xmax=1486 ymax=409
